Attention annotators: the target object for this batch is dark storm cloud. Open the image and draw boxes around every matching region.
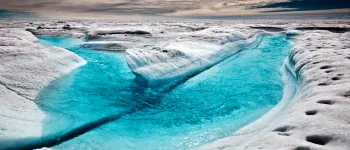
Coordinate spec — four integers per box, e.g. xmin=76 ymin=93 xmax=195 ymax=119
xmin=0 ymin=9 xmax=38 ymax=19
xmin=250 ymin=0 xmax=350 ymax=12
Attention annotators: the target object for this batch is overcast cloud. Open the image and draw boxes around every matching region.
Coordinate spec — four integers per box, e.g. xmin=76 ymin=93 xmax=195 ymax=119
xmin=0 ymin=0 xmax=349 ymax=19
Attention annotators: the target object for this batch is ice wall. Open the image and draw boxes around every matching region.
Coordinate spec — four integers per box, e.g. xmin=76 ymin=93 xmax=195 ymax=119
xmin=198 ymin=30 xmax=350 ymax=150
xmin=126 ymin=31 xmax=267 ymax=87
xmin=0 ymin=29 xmax=86 ymax=143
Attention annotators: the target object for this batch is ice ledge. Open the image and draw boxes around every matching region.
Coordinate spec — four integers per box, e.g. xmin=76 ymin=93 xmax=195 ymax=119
xmin=126 ymin=31 xmax=267 ymax=87
xmin=197 ymin=30 xmax=350 ymax=150
xmin=0 ymin=29 xmax=86 ymax=142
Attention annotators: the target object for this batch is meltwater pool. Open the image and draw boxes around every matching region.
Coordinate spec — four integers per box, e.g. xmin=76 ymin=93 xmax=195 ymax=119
xmin=35 ymin=35 xmax=292 ymax=149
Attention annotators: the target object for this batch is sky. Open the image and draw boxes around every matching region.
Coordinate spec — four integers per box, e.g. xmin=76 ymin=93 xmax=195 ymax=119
xmin=0 ymin=0 xmax=349 ymax=20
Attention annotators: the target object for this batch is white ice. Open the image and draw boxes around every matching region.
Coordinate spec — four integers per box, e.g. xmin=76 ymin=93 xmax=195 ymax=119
xmin=126 ymin=30 xmax=266 ymax=86
xmin=0 ymin=28 xmax=85 ymax=142
xmin=0 ymin=20 xmax=350 ymax=150
xmin=198 ymin=30 xmax=350 ymax=150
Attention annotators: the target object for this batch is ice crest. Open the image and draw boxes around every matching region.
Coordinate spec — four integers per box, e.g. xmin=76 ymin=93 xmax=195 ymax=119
xmin=126 ymin=31 xmax=267 ymax=87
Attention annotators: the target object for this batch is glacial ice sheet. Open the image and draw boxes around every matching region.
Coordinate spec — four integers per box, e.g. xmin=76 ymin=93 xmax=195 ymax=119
xmin=126 ymin=31 xmax=267 ymax=87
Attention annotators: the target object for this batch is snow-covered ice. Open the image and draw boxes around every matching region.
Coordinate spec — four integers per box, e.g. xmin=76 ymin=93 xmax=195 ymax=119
xmin=0 ymin=28 xmax=85 ymax=143
xmin=126 ymin=30 xmax=265 ymax=86
xmin=0 ymin=19 xmax=350 ymax=149
xmin=198 ymin=30 xmax=350 ymax=150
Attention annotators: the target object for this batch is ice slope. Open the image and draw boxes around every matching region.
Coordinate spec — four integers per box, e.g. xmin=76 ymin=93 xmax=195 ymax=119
xmin=198 ymin=30 xmax=350 ymax=150
xmin=0 ymin=29 xmax=86 ymax=142
xmin=126 ymin=31 xmax=267 ymax=86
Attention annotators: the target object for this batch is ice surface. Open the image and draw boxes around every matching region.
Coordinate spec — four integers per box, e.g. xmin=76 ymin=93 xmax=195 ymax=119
xmin=0 ymin=19 xmax=349 ymax=150
xmin=80 ymin=41 xmax=131 ymax=51
xmin=126 ymin=31 xmax=266 ymax=86
xmin=285 ymin=29 xmax=302 ymax=36
xmin=0 ymin=29 xmax=85 ymax=143
xmin=199 ymin=30 xmax=350 ymax=150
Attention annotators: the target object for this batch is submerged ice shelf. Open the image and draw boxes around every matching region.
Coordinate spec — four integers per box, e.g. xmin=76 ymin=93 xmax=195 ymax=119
xmin=7 ymin=34 xmax=293 ymax=150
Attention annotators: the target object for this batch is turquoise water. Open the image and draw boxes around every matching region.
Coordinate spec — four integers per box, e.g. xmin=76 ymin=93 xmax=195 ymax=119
xmin=36 ymin=35 xmax=291 ymax=149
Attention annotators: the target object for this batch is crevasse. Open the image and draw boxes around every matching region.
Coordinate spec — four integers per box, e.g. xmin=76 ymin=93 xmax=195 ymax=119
xmin=126 ymin=31 xmax=268 ymax=87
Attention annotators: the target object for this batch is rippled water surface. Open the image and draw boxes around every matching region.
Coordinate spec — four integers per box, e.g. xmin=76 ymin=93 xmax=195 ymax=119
xmin=37 ymin=35 xmax=291 ymax=149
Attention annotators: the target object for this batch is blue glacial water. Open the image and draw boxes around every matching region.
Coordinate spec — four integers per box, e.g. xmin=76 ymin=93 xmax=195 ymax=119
xmin=36 ymin=35 xmax=292 ymax=149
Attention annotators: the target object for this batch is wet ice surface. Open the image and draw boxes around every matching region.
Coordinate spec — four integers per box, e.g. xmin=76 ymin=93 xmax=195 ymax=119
xmin=36 ymin=35 xmax=291 ymax=149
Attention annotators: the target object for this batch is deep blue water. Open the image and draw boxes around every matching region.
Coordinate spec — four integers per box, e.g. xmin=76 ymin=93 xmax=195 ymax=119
xmin=36 ymin=35 xmax=291 ymax=149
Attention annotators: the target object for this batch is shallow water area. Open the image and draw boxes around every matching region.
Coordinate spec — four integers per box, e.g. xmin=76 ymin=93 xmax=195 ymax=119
xmin=36 ymin=35 xmax=292 ymax=149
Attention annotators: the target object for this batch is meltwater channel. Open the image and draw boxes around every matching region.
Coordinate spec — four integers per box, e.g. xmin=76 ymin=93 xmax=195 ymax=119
xmin=35 ymin=35 xmax=292 ymax=149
